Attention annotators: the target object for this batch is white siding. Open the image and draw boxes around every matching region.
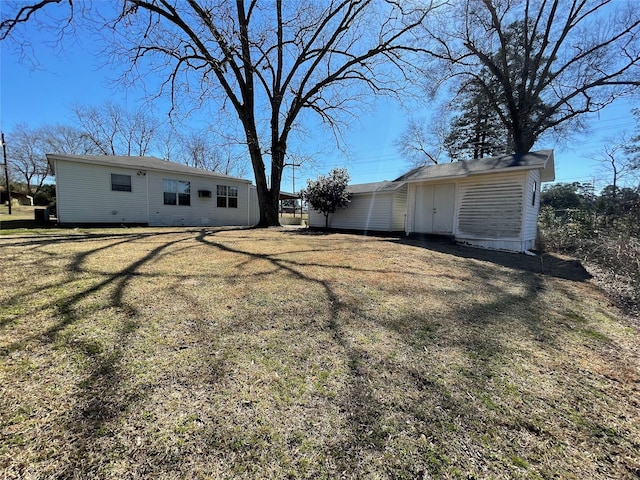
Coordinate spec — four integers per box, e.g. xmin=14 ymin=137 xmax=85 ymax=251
xmin=249 ymin=186 xmax=260 ymax=225
xmin=456 ymin=173 xmax=526 ymax=239
xmin=523 ymin=170 xmax=541 ymax=248
xmin=391 ymin=184 xmax=408 ymax=231
xmin=55 ymin=159 xmax=149 ymax=224
xmin=307 ymin=208 xmax=324 ymax=227
xmin=308 ymin=190 xmax=404 ymax=232
xmin=146 ymin=172 xmax=251 ymax=226
xmin=54 ymin=158 xmax=257 ymax=227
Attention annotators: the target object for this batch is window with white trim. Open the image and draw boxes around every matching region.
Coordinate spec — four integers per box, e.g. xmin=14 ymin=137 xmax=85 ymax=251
xmin=111 ymin=174 xmax=132 ymax=192
xmin=217 ymin=185 xmax=238 ymax=208
xmin=163 ymin=179 xmax=191 ymax=206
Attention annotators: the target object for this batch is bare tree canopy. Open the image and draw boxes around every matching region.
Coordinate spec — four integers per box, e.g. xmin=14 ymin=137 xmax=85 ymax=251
xmin=428 ymin=0 xmax=640 ymax=154
xmin=72 ymin=102 xmax=161 ymax=157
xmin=395 ymin=116 xmax=446 ymax=167
xmin=6 ymin=123 xmax=98 ymax=194
xmin=2 ymin=0 xmax=437 ymax=226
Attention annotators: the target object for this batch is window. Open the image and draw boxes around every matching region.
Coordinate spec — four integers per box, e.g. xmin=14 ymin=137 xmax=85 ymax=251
xmin=111 ymin=174 xmax=131 ymax=192
xmin=229 ymin=186 xmax=238 ymax=208
xmin=216 ymin=185 xmax=227 ymax=207
xmin=217 ymin=185 xmax=238 ymax=208
xmin=164 ymin=179 xmax=191 ymax=206
xmin=532 ymin=181 xmax=537 ymax=206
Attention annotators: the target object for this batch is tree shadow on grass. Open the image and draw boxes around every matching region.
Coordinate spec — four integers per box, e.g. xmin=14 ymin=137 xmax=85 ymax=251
xmin=194 ymin=229 xmax=391 ymax=474
xmin=393 ymin=236 xmax=592 ymax=282
xmin=1 ymin=229 xmax=202 ymax=477
xmin=192 ymin=229 xmax=590 ymax=477
xmin=3 ymin=228 xmax=626 ymax=478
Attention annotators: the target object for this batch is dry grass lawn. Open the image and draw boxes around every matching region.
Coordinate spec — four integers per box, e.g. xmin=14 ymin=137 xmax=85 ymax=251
xmin=1 ymin=226 xmax=639 ymax=479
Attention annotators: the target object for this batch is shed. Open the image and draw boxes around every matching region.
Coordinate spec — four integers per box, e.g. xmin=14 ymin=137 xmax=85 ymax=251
xmin=47 ymin=153 xmax=260 ymax=227
xmin=307 ymin=181 xmax=408 ymax=232
xmin=307 ymin=150 xmax=555 ymax=253
xmin=399 ymin=150 xmax=555 ymax=252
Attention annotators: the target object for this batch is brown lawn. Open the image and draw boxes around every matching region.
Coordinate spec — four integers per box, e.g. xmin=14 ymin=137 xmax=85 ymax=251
xmin=1 ymin=227 xmax=638 ymax=479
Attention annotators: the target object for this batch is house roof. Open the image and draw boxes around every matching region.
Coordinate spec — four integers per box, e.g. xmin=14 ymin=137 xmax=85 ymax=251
xmin=46 ymin=153 xmax=253 ymax=183
xmin=393 ymin=149 xmax=555 ymax=183
xmin=347 ymin=181 xmax=406 ymax=194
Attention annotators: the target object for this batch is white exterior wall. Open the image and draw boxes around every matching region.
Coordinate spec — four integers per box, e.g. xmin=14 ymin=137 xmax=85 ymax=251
xmin=249 ymin=186 xmax=260 ymax=225
xmin=391 ymin=184 xmax=408 ymax=231
xmin=54 ymin=159 xmax=149 ymax=224
xmin=454 ymin=171 xmax=529 ymax=252
xmin=54 ymin=158 xmax=256 ymax=227
xmin=522 ymin=170 xmax=541 ymax=250
xmin=406 ymin=182 xmax=458 ymax=234
xmin=146 ymin=171 xmax=251 ymax=226
xmin=304 ymin=168 xmax=547 ymax=253
xmin=308 ymin=190 xmax=405 ymax=232
xmin=406 ymin=171 xmax=538 ymax=252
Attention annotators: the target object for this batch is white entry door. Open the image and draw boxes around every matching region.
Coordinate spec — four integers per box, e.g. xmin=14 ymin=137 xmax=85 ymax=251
xmin=414 ymin=184 xmax=455 ymax=233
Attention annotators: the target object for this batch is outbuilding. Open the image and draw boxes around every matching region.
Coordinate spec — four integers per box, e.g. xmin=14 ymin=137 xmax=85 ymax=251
xmin=307 ymin=181 xmax=408 ymax=233
xmin=47 ymin=154 xmax=260 ymax=227
xmin=308 ymin=150 xmax=555 ymax=253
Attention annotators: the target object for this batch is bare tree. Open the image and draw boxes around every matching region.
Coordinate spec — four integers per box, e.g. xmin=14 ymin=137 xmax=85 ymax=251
xmin=7 ymin=123 xmax=102 ymax=194
xmin=593 ymin=136 xmax=638 ymax=199
xmin=427 ymin=0 xmax=640 ymax=154
xmin=40 ymin=124 xmax=101 ymax=156
xmin=6 ymin=123 xmax=47 ymax=194
xmin=395 ymin=116 xmax=445 ymax=167
xmin=72 ymin=102 xmax=161 ymax=156
xmin=2 ymin=1 xmax=437 ymax=226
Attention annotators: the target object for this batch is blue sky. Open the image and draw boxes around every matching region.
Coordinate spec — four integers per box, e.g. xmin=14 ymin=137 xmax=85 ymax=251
xmin=1 ymin=13 xmax=637 ymax=193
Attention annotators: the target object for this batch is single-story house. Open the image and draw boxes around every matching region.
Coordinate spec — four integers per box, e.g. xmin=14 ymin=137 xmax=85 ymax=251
xmin=47 ymin=154 xmax=260 ymax=227
xmin=308 ymin=150 xmax=555 ymax=253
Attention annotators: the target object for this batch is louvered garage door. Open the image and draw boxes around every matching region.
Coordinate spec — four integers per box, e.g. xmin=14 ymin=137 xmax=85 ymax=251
xmin=457 ymin=180 xmax=523 ymax=238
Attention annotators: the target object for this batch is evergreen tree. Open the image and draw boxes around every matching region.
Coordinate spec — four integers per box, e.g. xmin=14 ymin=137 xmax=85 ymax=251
xmin=444 ymin=75 xmax=508 ymax=161
xmin=431 ymin=0 xmax=640 ymax=154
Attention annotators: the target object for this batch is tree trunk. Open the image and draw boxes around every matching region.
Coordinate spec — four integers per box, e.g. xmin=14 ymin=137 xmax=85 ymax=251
xmin=240 ymin=114 xmax=282 ymax=227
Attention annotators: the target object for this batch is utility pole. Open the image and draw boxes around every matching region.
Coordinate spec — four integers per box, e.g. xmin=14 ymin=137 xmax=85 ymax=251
xmin=284 ymin=161 xmax=302 ymax=217
xmin=1 ymin=132 xmax=11 ymax=215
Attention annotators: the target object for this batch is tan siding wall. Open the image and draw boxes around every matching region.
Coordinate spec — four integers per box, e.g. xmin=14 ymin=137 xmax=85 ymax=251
xmin=456 ymin=173 xmax=526 ymax=239
xmin=55 ymin=159 xmax=149 ymax=224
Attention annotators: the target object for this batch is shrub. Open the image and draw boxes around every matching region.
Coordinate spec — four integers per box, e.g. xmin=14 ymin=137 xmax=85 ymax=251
xmin=539 ymin=208 xmax=640 ymax=313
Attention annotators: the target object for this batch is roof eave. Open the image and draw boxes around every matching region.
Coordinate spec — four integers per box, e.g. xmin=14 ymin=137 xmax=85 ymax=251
xmin=45 ymin=153 xmax=252 ymax=184
xmin=540 ymin=151 xmax=555 ymax=182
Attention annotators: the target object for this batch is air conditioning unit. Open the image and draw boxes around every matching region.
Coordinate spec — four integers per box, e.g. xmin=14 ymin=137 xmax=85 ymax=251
xmin=198 ymin=190 xmax=212 ymax=198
